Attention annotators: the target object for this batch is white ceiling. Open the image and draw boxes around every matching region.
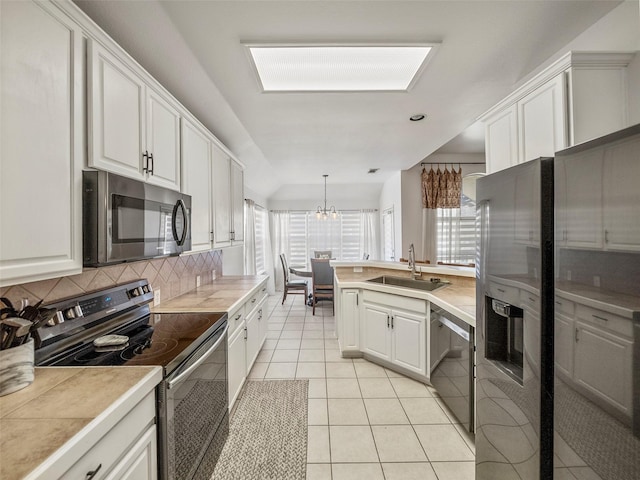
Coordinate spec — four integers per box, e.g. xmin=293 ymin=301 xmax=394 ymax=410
xmin=74 ymin=0 xmax=620 ymax=197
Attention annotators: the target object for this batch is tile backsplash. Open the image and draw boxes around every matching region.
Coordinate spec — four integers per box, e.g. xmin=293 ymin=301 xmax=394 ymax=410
xmin=0 ymin=250 xmax=223 ymax=307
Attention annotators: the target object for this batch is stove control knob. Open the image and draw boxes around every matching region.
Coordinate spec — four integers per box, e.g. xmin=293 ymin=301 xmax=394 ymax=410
xmin=64 ymin=308 xmax=76 ymax=320
xmin=47 ymin=311 xmax=65 ymax=326
xmin=129 ymin=288 xmax=140 ymax=297
xmin=74 ymin=305 xmax=84 ymax=318
xmin=141 ymin=285 xmax=150 ymax=294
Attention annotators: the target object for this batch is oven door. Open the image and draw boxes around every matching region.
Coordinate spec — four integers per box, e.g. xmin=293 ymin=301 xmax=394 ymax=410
xmin=158 ymin=320 xmax=228 ymax=480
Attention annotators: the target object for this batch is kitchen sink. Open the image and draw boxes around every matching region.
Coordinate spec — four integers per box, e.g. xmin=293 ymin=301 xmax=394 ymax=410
xmin=366 ymin=275 xmax=450 ymax=291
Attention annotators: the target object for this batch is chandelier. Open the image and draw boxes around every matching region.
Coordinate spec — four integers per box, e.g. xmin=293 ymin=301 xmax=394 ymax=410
xmin=316 ymin=174 xmax=337 ymax=219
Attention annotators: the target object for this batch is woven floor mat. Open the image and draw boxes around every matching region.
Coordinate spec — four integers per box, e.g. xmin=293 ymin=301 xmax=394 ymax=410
xmin=212 ymin=380 xmax=309 ymax=480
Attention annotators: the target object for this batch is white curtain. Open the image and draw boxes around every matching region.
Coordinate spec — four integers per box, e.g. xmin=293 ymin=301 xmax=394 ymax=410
xmin=360 ymin=210 xmax=379 ymax=260
xmin=263 ymin=210 xmax=276 ymax=294
xmin=270 ymin=211 xmax=290 ymax=292
xmin=244 ymin=199 xmax=256 ymax=275
xmin=422 ymin=208 xmax=438 ymax=264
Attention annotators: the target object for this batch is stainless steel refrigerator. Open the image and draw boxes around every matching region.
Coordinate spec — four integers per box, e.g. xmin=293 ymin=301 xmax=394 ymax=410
xmin=475 ymin=124 xmax=640 ymax=480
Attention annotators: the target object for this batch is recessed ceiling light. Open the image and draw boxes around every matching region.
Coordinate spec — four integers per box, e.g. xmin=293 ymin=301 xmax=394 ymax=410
xmin=245 ymin=44 xmax=436 ymax=92
xmin=410 ymin=114 xmax=426 ymax=121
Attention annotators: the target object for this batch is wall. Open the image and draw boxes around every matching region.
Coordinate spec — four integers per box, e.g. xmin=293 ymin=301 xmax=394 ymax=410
xmin=379 ymin=172 xmax=403 ymax=260
xmin=0 ymin=250 xmax=223 ymax=308
xmin=267 ymin=182 xmax=381 ymax=211
xmin=400 ymin=153 xmax=486 ymax=262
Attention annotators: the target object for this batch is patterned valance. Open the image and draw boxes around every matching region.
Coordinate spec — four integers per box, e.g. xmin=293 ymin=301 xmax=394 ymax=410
xmin=421 ymin=165 xmax=462 ymax=209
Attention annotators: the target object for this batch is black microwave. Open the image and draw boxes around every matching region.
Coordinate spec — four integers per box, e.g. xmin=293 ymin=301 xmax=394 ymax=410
xmin=83 ymin=171 xmax=191 ymax=267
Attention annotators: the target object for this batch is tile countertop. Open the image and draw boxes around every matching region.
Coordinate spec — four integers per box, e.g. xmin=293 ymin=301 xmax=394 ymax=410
xmin=489 ymin=274 xmax=640 ymax=319
xmin=0 ymin=366 xmax=162 ymax=480
xmin=332 ymin=263 xmax=476 ymax=327
xmin=151 ymin=274 xmax=269 ymax=313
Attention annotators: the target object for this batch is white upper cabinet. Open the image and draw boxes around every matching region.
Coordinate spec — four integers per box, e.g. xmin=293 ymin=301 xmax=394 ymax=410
xmin=181 ymin=117 xmax=212 ymax=252
xmin=481 ymin=52 xmax=633 ymax=174
xmin=231 ymin=161 xmax=245 ymax=243
xmin=517 ymin=74 xmax=566 ymax=162
xmin=602 ymin=135 xmax=640 ymax=252
xmin=212 ymin=145 xmax=244 ymax=248
xmin=212 ymin=145 xmax=232 ymax=247
xmin=484 ymin=105 xmax=518 ymax=173
xmin=146 ymin=89 xmax=181 ymax=190
xmin=0 ymin=0 xmax=83 ymax=286
xmin=88 ymin=40 xmax=181 ymax=191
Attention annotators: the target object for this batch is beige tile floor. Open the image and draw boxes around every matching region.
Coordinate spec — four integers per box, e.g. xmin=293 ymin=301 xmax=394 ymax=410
xmin=246 ymin=295 xmax=476 ymax=480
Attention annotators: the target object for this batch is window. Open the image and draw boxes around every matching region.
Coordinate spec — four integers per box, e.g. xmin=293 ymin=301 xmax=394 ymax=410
xmin=437 ymin=193 xmax=476 ymax=265
xmin=382 ymin=208 xmax=395 ymax=261
xmin=280 ymin=210 xmax=375 ymax=268
xmin=254 ymin=206 xmax=267 ymax=274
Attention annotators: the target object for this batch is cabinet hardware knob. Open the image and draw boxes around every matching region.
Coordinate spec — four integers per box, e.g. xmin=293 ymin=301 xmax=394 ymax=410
xmin=86 ymin=464 xmax=102 ymax=479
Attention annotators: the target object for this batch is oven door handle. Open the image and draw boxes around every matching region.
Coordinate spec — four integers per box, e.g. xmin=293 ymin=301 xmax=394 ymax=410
xmin=167 ymin=324 xmax=228 ymax=390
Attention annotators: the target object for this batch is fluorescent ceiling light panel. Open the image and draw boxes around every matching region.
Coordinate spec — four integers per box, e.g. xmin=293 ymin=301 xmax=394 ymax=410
xmin=247 ymin=45 xmax=433 ymax=92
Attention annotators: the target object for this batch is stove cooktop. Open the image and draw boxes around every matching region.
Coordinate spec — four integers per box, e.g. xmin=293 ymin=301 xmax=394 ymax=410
xmin=34 ymin=280 xmax=226 ymax=375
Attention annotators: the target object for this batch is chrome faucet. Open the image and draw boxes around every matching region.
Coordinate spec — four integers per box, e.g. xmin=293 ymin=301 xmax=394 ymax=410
xmin=408 ymin=243 xmax=420 ymax=279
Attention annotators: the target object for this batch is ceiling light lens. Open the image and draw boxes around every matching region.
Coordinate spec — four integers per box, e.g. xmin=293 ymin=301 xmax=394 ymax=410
xmin=248 ymin=45 xmax=433 ymax=92
xmin=410 ymin=114 xmax=426 ymax=121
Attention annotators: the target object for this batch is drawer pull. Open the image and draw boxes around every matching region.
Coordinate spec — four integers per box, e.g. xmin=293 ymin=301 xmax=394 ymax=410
xmin=251 ymin=298 xmax=257 ymax=304
xmin=262 ymin=287 xmax=266 ymax=292
xmin=555 ymin=301 xmax=562 ymax=305
xmin=235 ymin=314 xmax=242 ymax=321
xmin=86 ymin=464 xmax=102 ymax=480
xmin=497 ymin=288 xmax=506 ymax=293
xmin=528 ymin=297 xmax=535 ymax=303
xmin=592 ymin=314 xmax=609 ymax=322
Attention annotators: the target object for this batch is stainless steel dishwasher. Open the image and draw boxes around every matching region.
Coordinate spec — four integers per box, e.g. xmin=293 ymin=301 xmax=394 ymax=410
xmin=430 ymin=304 xmax=475 ymax=434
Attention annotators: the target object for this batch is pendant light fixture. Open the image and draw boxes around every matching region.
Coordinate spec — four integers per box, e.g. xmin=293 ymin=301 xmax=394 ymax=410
xmin=316 ymin=174 xmax=337 ymax=220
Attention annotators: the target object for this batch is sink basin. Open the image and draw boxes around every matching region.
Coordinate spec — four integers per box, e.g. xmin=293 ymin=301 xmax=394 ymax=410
xmin=366 ymin=275 xmax=450 ymax=292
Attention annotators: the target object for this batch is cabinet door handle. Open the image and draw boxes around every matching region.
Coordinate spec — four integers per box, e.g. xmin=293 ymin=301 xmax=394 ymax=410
xmin=148 ymin=152 xmax=154 ymax=175
xmin=592 ymin=314 xmax=609 ymax=322
xmin=604 ymin=229 xmax=609 ymax=243
xmin=391 ymin=316 xmax=394 ymax=329
xmin=387 ymin=314 xmax=390 ymax=328
xmin=142 ymin=150 xmax=149 ymax=172
xmin=244 ymin=326 xmax=247 ymax=339
xmin=86 ymin=464 xmax=102 ymax=479
xmin=356 ymin=293 xmax=358 ymax=306
xmin=575 ymin=328 xmax=579 ymax=343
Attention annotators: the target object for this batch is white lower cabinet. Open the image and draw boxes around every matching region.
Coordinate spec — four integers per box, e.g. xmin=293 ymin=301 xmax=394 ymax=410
xmin=228 ymin=324 xmax=247 ymax=410
xmin=554 ymin=312 xmax=574 ymax=379
xmin=227 ymin=279 xmax=268 ymax=409
xmin=430 ymin=316 xmax=451 ymax=373
xmin=574 ymin=320 xmax=633 ymax=416
xmin=362 ymin=295 xmax=427 ymax=376
xmin=338 ymin=289 xmax=360 ymax=353
xmin=104 ymin=426 xmax=157 ymax=480
xmin=362 ymin=303 xmax=392 ymax=361
xmin=64 ymin=392 xmax=156 ymax=480
xmin=390 ymin=310 xmax=426 ymax=375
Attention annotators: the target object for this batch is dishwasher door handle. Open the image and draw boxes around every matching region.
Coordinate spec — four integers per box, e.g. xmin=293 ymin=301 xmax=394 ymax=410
xmin=168 ymin=324 xmax=228 ymax=390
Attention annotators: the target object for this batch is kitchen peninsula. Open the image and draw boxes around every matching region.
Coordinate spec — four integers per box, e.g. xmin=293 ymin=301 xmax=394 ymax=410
xmin=332 ymin=261 xmax=475 ymax=378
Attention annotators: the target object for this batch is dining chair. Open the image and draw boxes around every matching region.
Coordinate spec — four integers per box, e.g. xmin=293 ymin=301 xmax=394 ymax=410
xmin=310 ymin=258 xmax=334 ymax=315
xmin=279 ymin=254 xmax=308 ymax=305
xmin=313 ymin=250 xmax=332 ymax=259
